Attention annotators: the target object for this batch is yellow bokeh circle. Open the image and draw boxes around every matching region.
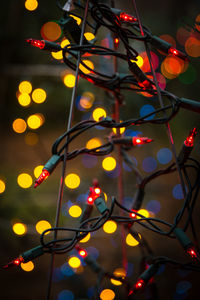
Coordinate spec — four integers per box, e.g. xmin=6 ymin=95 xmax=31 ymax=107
xmin=126 ymin=233 xmax=139 ymax=247
xmin=100 ymin=289 xmax=115 ymax=300
xmin=111 ymin=268 xmax=126 ymax=286
xmin=70 ymin=15 xmax=82 ymax=25
xmin=86 ymin=138 xmax=102 ymax=149
xmin=68 ymin=205 xmax=82 ymax=218
xmin=18 ymin=81 xmax=32 ymax=94
xmin=21 ymin=261 xmax=34 ymax=272
xmin=0 ymin=179 xmax=6 ymax=193
xmin=65 ymin=173 xmax=80 ymax=189
xmin=79 ymin=60 xmax=94 ymax=74
xmin=25 ymin=0 xmax=38 ymax=11
xmin=63 ymin=74 xmax=76 ymax=88
xmin=92 ymin=107 xmax=106 ymax=121
xmin=12 ymin=118 xmax=27 ymax=133
xmin=12 ymin=223 xmax=27 ymax=235
xmin=84 ymin=32 xmax=95 ymax=41
xmin=79 ymin=232 xmax=91 ymax=243
xmin=102 ymin=157 xmax=116 ymax=171
xmin=137 ymin=209 xmax=150 ymax=219
xmin=18 ymin=93 xmax=31 ymax=107
xmin=34 ymin=165 xmax=44 ymax=178
xmin=27 ymin=114 xmax=44 ymax=129
xmin=103 ymin=220 xmax=117 ymax=234
xmin=17 ymin=173 xmax=33 ymax=188
xmin=32 ymin=88 xmax=47 ymax=104
xmin=68 ymin=256 xmax=81 ymax=269
xmin=35 ymin=220 xmax=51 ymax=235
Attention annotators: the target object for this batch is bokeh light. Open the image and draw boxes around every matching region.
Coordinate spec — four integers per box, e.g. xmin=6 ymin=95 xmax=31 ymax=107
xmin=102 ymin=157 xmax=116 ymax=171
xmin=0 ymin=179 xmax=6 ymax=193
xmin=140 ymin=51 xmax=159 ymax=73
xmin=176 ymin=281 xmax=192 ymax=295
xmin=185 ymin=37 xmax=200 ymax=57
xmin=92 ymin=107 xmax=106 ymax=121
xmin=68 ymin=205 xmax=82 ymax=218
xmin=63 ymin=74 xmax=76 ymax=88
xmin=58 ymin=290 xmax=74 ymax=300
xmin=21 ymin=261 xmax=34 ymax=272
xmin=12 ymin=118 xmax=27 ymax=133
xmin=172 ymin=184 xmax=184 ymax=199
xmin=146 ymin=200 xmax=161 ymax=214
xmin=157 ymin=148 xmax=172 ymax=164
xmin=140 ymin=104 xmax=155 ymax=120
xmin=195 ymin=14 xmax=200 ymax=32
xmin=135 ymin=55 xmax=144 ymax=67
xmin=68 ymin=256 xmax=81 ymax=269
xmin=176 ymin=27 xmax=190 ymax=46
xmin=51 ymin=39 xmax=70 ymax=60
xmin=103 ymin=221 xmax=117 ymax=234
xmin=12 ymin=222 xmax=27 ymax=235
xmin=18 ymin=93 xmax=31 ymax=107
xmin=25 ymin=0 xmax=38 ymax=11
xmin=65 ymin=173 xmax=80 ymax=189
xmin=137 ymin=209 xmax=150 ymax=219
xmin=86 ymin=138 xmax=102 ymax=149
xmin=111 ymin=268 xmax=126 ymax=286
xmin=79 ymin=233 xmax=91 ymax=243
xmin=112 ymin=122 xmax=125 ymax=134
xmin=142 ymin=157 xmax=157 ymax=173
xmin=41 ymin=21 xmax=62 ymax=41
xmin=70 ymin=14 xmax=82 ymax=25
xmin=79 ymin=92 xmax=95 ymax=109
xmin=126 ymin=233 xmax=140 ymax=246
xmin=100 ymin=289 xmax=115 ymax=300
xmin=27 ymin=114 xmax=44 ymax=129
xmin=18 ymin=81 xmax=32 ymax=94
xmin=35 ymin=220 xmax=51 ymax=235
xmin=32 ymin=88 xmax=47 ymax=104
xmin=79 ymin=60 xmax=94 ymax=74
xmin=34 ymin=165 xmax=44 ymax=178
xmin=25 ymin=132 xmax=39 ymax=145
xmin=17 ymin=173 xmax=33 ymax=188
xmin=84 ymin=32 xmax=95 ymax=41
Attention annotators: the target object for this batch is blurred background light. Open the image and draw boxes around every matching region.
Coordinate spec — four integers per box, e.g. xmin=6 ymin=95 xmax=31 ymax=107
xmin=21 ymin=261 xmax=34 ymax=272
xmin=142 ymin=157 xmax=157 ymax=172
xmin=63 ymin=74 xmax=76 ymax=88
xmin=92 ymin=107 xmax=106 ymax=121
xmin=27 ymin=113 xmax=44 ymax=129
xmin=157 ymin=148 xmax=172 ymax=164
xmin=34 ymin=165 xmax=44 ymax=178
xmin=35 ymin=220 xmax=51 ymax=235
xmin=103 ymin=221 xmax=117 ymax=234
xmin=24 ymin=132 xmax=39 ymax=145
xmin=68 ymin=205 xmax=82 ymax=218
xmin=57 ymin=290 xmax=74 ymax=300
xmin=126 ymin=233 xmax=140 ymax=247
xmin=25 ymin=0 xmax=38 ymax=11
xmin=102 ymin=157 xmax=116 ymax=171
xmin=12 ymin=118 xmax=27 ymax=133
xmin=12 ymin=222 xmax=27 ymax=235
xmin=84 ymin=32 xmax=95 ymax=41
xmin=79 ymin=233 xmax=91 ymax=243
xmin=0 ymin=179 xmax=6 ymax=193
xmin=100 ymin=289 xmax=115 ymax=300
xmin=68 ymin=256 xmax=81 ymax=269
xmin=137 ymin=209 xmax=150 ymax=219
xmin=79 ymin=60 xmax=94 ymax=74
xmin=40 ymin=21 xmax=62 ymax=41
xmin=65 ymin=173 xmax=80 ymax=189
xmin=17 ymin=173 xmax=33 ymax=188
xmin=18 ymin=81 xmax=32 ymax=94
xmin=32 ymin=88 xmax=47 ymax=104
xmin=18 ymin=93 xmax=31 ymax=107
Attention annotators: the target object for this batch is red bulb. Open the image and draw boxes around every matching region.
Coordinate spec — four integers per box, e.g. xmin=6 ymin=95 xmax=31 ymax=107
xmin=87 ymin=196 xmax=94 ymax=204
xmin=130 ymin=210 xmax=137 ymax=219
xmin=132 ymin=137 xmax=153 ymax=146
xmin=94 ymin=187 xmax=101 ymax=194
xmin=184 ymin=128 xmax=197 ymax=147
xmin=135 ymin=278 xmax=145 ymax=290
xmin=34 ymin=169 xmax=50 ymax=188
xmin=114 ymin=37 xmax=119 ymax=45
xmin=187 ymin=247 xmax=198 ymax=259
xmin=168 ymin=47 xmax=188 ymax=61
xmin=136 ymin=138 xmax=142 ymax=144
xmin=79 ymin=249 xmax=87 ymax=257
xmin=120 ymin=12 xmax=137 ymax=23
xmin=26 ymin=38 xmax=45 ymax=49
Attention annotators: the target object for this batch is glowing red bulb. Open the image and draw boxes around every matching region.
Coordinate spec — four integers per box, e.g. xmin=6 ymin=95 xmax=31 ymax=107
xmin=168 ymin=47 xmax=188 ymax=61
xmin=184 ymin=128 xmax=197 ymax=147
xmin=87 ymin=196 xmax=94 ymax=204
xmin=187 ymin=247 xmax=198 ymax=259
xmin=120 ymin=12 xmax=137 ymax=23
xmin=13 ymin=259 xmax=21 ymax=265
xmin=34 ymin=169 xmax=50 ymax=188
xmin=136 ymin=138 xmax=142 ymax=144
xmin=135 ymin=278 xmax=145 ymax=290
xmin=94 ymin=187 xmax=101 ymax=194
xmin=79 ymin=250 xmax=87 ymax=257
xmin=114 ymin=38 xmax=119 ymax=45
xmin=26 ymin=38 xmax=45 ymax=49
xmin=130 ymin=210 xmax=137 ymax=218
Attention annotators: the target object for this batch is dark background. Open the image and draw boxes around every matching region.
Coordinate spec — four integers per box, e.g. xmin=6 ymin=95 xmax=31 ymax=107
xmin=0 ymin=0 xmax=200 ymax=299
